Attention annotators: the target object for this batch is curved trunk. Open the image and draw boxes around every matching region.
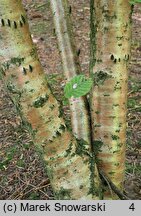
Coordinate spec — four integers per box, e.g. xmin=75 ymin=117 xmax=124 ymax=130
xmin=0 ymin=0 xmax=100 ymax=199
xmin=90 ymin=0 xmax=132 ymax=198
xmin=50 ymin=0 xmax=91 ymax=144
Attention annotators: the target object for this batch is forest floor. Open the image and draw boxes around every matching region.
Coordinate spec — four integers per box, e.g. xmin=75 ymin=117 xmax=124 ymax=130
xmin=0 ymin=0 xmax=141 ymax=200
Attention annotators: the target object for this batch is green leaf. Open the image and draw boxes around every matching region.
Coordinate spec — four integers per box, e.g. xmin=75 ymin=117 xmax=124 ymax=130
xmin=129 ymin=0 xmax=141 ymax=4
xmin=64 ymin=75 xmax=93 ymax=98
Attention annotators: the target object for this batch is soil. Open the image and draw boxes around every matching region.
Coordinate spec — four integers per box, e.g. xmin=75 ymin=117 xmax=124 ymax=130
xmin=0 ymin=0 xmax=141 ymax=200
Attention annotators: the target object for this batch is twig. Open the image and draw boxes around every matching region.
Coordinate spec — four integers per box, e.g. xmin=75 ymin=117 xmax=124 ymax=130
xmin=99 ymin=170 xmax=130 ymax=200
xmin=99 ymin=170 xmax=114 ymax=199
xmin=128 ymin=105 xmax=141 ymax=111
xmin=125 ymin=171 xmax=134 ymax=177
xmin=20 ymin=184 xmax=50 ymax=199
xmin=17 ymin=177 xmax=50 ymax=199
xmin=36 ymin=3 xmax=48 ymax=8
xmin=7 ymin=183 xmax=27 ymax=200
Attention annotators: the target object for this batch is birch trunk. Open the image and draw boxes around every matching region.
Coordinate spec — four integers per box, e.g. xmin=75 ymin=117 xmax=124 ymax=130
xmin=50 ymin=0 xmax=91 ymax=144
xmin=90 ymin=0 xmax=132 ymax=198
xmin=0 ymin=0 xmax=101 ymax=199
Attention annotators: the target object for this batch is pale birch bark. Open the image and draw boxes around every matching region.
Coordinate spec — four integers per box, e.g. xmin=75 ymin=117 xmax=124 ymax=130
xmin=90 ymin=0 xmax=132 ymax=198
xmin=50 ymin=0 xmax=91 ymax=145
xmin=0 ymin=0 xmax=100 ymax=199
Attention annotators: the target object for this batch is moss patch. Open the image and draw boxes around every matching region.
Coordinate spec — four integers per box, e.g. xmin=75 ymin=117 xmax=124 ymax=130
xmin=94 ymin=71 xmax=112 ymax=86
xmin=55 ymin=187 xmax=71 ymax=200
xmin=33 ymin=94 xmax=49 ymax=108
xmin=93 ymin=140 xmax=103 ymax=154
xmin=75 ymin=139 xmax=89 ymax=156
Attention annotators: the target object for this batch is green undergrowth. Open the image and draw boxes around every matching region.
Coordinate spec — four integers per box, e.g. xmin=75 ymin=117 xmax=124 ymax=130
xmin=128 ymin=76 xmax=141 ymax=111
xmin=0 ymin=146 xmax=17 ymax=170
xmin=126 ymin=75 xmax=141 ymax=177
xmin=126 ymin=162 xmax=141 ymax=176
xmin=0 ymin=129 xmax=33 ymax=171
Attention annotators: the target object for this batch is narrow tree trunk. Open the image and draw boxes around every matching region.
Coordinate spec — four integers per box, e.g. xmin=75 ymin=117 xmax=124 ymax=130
xmin=90 ymin=0 xmax=132 ymax=198
xmin=0 ymin=0 xmax=100 ymax=199
xmin=50 ymin=0 xmax=101 ymax=194
xmin=50 ymin=0 xmax=91 ymax=145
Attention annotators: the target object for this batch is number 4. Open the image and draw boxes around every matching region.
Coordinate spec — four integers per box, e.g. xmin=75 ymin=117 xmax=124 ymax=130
xmin=129 ymin=203 xmax=135 ymax=211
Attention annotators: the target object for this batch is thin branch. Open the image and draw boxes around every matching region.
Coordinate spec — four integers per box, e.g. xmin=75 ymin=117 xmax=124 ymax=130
xmin=99 ymin=170 xmax=131 ymax=200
